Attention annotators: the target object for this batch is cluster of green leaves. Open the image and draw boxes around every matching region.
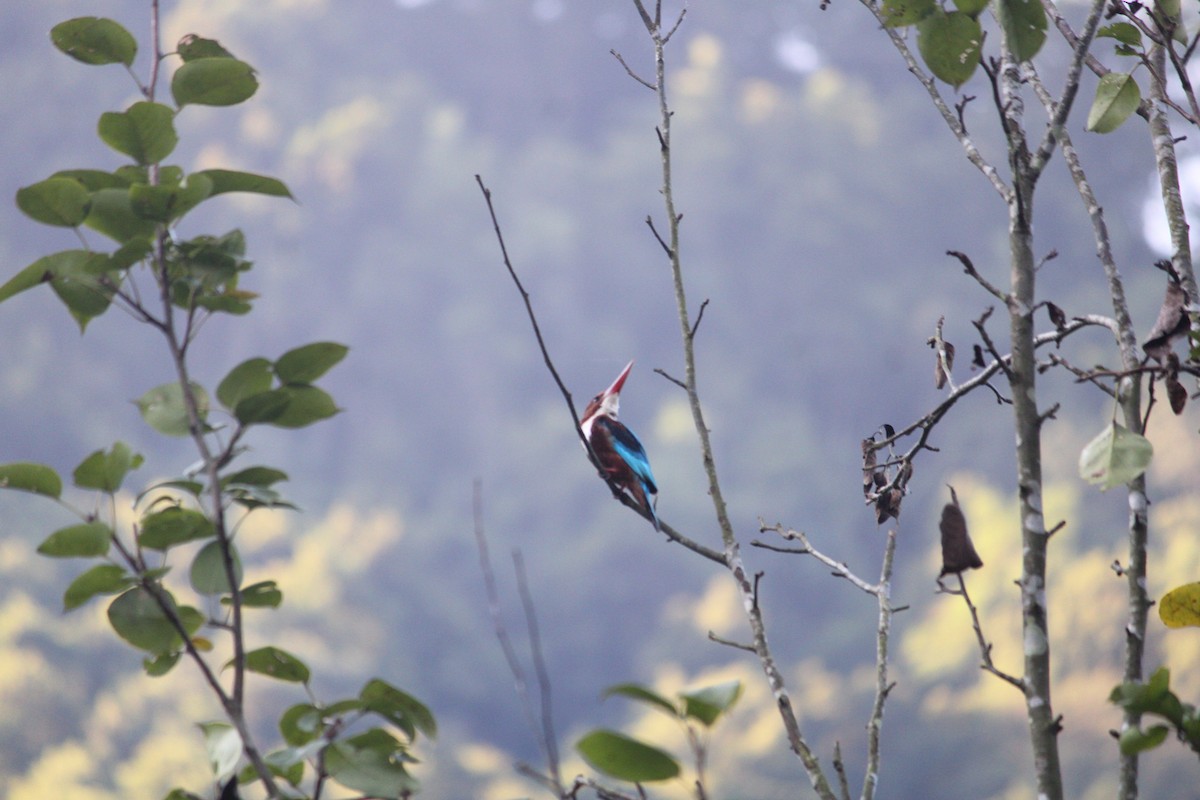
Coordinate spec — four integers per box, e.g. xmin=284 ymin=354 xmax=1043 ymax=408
xmin=1110 ymin=668 xmax=1200 ymax=758
xmin=880 ymin=0 xmax=1046 ymax=87
xmin=1 ymin=14 xmax=434 ymax=799
xmin=576 ymin=680 xmax=742 ymax=784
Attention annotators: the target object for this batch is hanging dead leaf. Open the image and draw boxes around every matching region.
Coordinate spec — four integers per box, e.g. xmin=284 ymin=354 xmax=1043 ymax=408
xmin=939 ymin=486 xmax=983 ymax=577
xmin=972 ymin=344 xmax=985 ymax=369
xmin=875 ymin=488 xmax=902 ymax=524
xmin=1046 ymin=301 xmax=1067 ymax=331
xmin=1167 ymin=376 xmax=1187 ymax=415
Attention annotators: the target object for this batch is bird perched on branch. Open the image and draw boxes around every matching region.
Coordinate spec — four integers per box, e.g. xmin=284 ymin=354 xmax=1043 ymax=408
xmin=581 ymin=360 xmax=659 ymax=530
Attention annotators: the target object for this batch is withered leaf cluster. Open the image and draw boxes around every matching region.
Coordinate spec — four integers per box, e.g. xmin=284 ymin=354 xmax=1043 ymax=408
xmin=862 ymin=428 xmax=912 ymax=525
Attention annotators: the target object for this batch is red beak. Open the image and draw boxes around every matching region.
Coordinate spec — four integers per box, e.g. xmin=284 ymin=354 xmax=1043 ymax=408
xmin=602 ymin=360 xmax=634 ymax=398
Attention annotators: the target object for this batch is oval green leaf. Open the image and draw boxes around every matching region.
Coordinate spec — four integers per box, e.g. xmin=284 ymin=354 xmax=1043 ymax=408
xmin=190 ymin=540 xmax=243 ymax=595
xmin=177 ymin=34 xmax=236 ymax=62
xmin=1078 ymin=421 xmax=1153 ymax=489
xmin=73 ymin=441 xmax=143 ymax=492
xmin=361 ymin=678 xmax=438 ymax=740
xmin=997 ymin=0 xmax=1047 ymax=62
xmin=603 ymin=683 xmax=679 ymax=717
xmin=881 ymin=0 xmax=937 ymax=28
xmin=1086 ymin=72 xmax=1142 ymax=134
xmin=276 ymin=342 xmax=349 ymax=384
xmin=0 ymin=462 xmax=63 ymax=498
xmin=576 ymin=730 xmax=681 ymax=783
xmin=84 ymin=187 xmax=161 ymax=243
xmin=279 ymin=703 xmax=324 ymax=746
xmin=325 ymin=733 xmax=418 ymax=797
xmin=194 ymin=168 xmax=294 ymax=200
xmin=244 ymin=646 xmax=311 ymax=683
xmin=172 ymin=58 xmax=259 ymax=107
xmin=680 ymin=680 xmax=743 ymax=727
xmin=97 ymin=102 xmax=178 ymax=165
xmin=107 ymin=586 xmax=184 ymax=654
xmin=64 ymin=564 xmax=132 ymax=611
xmin=917 ymin=11 xmax=983 ymax=88
xmin=51 ymin=17 xmax=137 ymax=66
xmin=16 ymin=177 xmax=91 ymax=227
xmin=217 ymin=357 xmax=274 ymax=409
xmin=1159 ymin=582 xmax=1200 ymax=628
xmin=136 ymin=381 xmax=209 ymax=437
xmin=235 ymin=390 xmax=292 ymax=425
xmin=229 ymin=580 xmax=283 ymax=609
xmin=139 ymin=506 xmax=215 ymax=550
xmin=271 ymin=385 xmax=339 ymax=429
xmin=37 ymin=522 xmax=112 ymax=558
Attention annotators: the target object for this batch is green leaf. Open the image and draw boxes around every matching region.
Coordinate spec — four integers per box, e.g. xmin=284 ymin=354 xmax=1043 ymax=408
xmin=16 ymin=177 xmax=91 ymax=227
xmin=952 ymin=0 xmax=989 ymax=14
xmin=576 ymin=730 xmax=680 ymax=783
xmin=136 ymin=381 xmax=209 ymax=437
xmin=881 ymin=0 xmax=936 ymax=26
xmin=1118 ymin=724 xmax=1170 ymax=755
xmin=234 ymin=390 xmax=292 ymax=425
xmin=110 ymin=237 xmax=153 ymax=270
xmin=0 ymin=260 xmax=53 ymax=305
xmin=172 ymin=58 xmax=259 ymax=107
xmin=46 ymin=250 xmax=114 ymax=331
xmin=85 ymin=187 xmax=161 ymax=243
xmin=1097 ymin=22 xmax=1142 ymax=50
xmin=64 ymin=564 xmax=132 ymax=611
xmin=177 ymin=34 xmax=236 ymax=61
xmin=1086 ymin=72 xmax=1142 ymax=134
xmin=190 ymin=540 xmax=243 ymax=595
xmin=98 ymin=102 xmax=178 ymax=165
xmin=271 ymin=385 xmax=340 ymax=429
xmin=325 ymin=730 xmax=419 ymax=797
xmin=223 ymin=466 xmax=288 ymax=488
xmin=361 ymin=679 xmax=438 ymax=740
xmin=1078 ymin=421 xmax=1153 ymax=489
xmin=227 ymin=580 xmax=283 ymax=609
xmin=603 ymin=683 xmax=680 ymax=717
xmin=680 ymin=680 xmax=743 ymax=726
xmin=917 ymin=11 xmax=983 ymax=87
xmin=107 ymin=587 xmax=185 ymax=654
xmin=37 ymin=522 xmax=112 ymax=558
xmin=1159 ymin=582 xmax=1200 ymax=628
xmin=276 ymin=342 xmax=349 ymax=384
xmin=199 ymin=721 xmax=243 ymax=780
xmin=130 ymin=174 xmax=213 ymax=222
xmin=143 ymin=650 xmax=182 ymax=677
xmin=51 ymin=17 xmax=137 ymax=66
xmin=244 ymin=646 xmax=311 ymax=684
xmin=279 ymin=703 xmax=324 ymax=746
xmin=0 ymin=462 xmax=63 ymax=498
xmin=51 ymin=169 xmax=131 ymax=191
xmin=139 ymin=507 xmax=215 ymax=550
xmin=217 ymin=358 xmax=274 ymax=409
xmin=73 ymin=441 xmax=143 ymax=492
xmin=194 ymin=169 xmax=294 ymax=200
xmin=997 ymin=0 xmax=1047 ymax=62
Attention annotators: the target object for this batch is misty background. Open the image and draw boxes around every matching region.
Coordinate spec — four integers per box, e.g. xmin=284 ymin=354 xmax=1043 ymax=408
xmin=1 ymin=1 xmax=1198 ymax=798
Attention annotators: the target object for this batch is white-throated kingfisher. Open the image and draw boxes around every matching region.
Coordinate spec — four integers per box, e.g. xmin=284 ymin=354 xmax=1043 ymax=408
xmin=580 ymin=360 xmax=659 ymax=530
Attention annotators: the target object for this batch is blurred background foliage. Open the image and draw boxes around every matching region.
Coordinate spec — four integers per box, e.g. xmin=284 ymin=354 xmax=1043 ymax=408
xmin=1 ymin=1 xmax=1198 ymax=798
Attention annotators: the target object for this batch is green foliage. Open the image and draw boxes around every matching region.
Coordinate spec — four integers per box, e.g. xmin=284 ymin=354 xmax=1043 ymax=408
xmin=1110 ymin=668 xmax=1200 ymax=758
xmin=916 ymin=11 xmax=983 ymax=87
xmin=1086 ymin=72 xmax=1142 ymax=134
xmin=996 ymin=0 xmax=1047 ymax=62
xmin=2 ymin=11 xmax=434 ymax=798
xmin=577 ymin=730 xmax=681 ymax=782
xmin=1078 ymin=421 xmax=1153 ymax=489
xmin=577 ymin=679 xmax=742 ymax=785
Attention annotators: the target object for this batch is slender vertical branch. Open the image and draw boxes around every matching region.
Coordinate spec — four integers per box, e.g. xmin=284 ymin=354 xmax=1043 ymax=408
xmin=861 ymin=529 xmax=897 ymax=800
